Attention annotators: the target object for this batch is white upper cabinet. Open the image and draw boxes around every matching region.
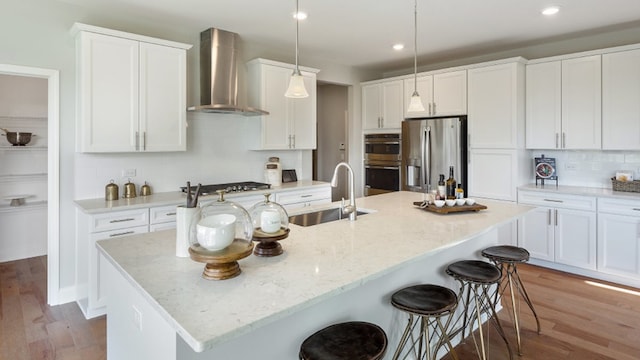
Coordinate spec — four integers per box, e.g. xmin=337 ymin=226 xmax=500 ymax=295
xmin=73 ymin=24 xmax=191 ymax=153
xmin=404 ymin=70 xmax=467 ymax=119
xmin=525 ymin=61 xmax=562 ymax=149
xmin=603 ymin=49 xmax=640 ymax=150
xmin=362 ymin=80 xmax=403 ymax=130
xmin=247 ymin=59 xmax=318 ymax=150
xmin=468 ymin=61 xmax=525 ymax=149
xmin=561 ymin=55 xmax=602 ymax=149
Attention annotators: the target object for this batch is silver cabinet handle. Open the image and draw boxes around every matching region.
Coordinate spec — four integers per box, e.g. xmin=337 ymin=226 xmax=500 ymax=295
xmin=380 ymin=117 xmax=384 ymax=128
xmin=562 ymin=132 xmax=566 ymax=148
xmin=300 ymin=194 xmax=313 ymax=198
xmin=109 ymin=218 xmax=135 ymax=223
xmin=543 ymin=199 xmax=563 ymax=203
xmin=432 ymin=102 xmax=436 ymax=115
xmin=143 ymin=131 xmax=146 ymax=151
xmin=548 ymin=209 xmax=551 ymax=226
xmin=292 ymin=134 xmax=295 ymax=148
xmin=135 ymin=131 xmax=139 ymax=151
xmin=632 ymin=208 xmax=640 ymax=211
xmin=165 ymin=212 xmax=176 ymax=216
xmin=555 ymin=133 xmax=559 ymax=148
xmin=110 ymin=230 xmax=135 ymax=238
xmin=555 ymin=209 xmax=558 ymax=226
xmin=428 ymin=103 xmax=432 ymax=116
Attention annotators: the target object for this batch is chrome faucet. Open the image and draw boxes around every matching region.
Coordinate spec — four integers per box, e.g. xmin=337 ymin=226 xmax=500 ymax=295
xmin=330 ymin=162 xmax=357 ymax=221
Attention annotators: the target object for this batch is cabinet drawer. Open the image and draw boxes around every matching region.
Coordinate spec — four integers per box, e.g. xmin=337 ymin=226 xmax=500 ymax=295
xmin=90 ymin=225 xmax=149 ymax=241
xmin=598 ymin=197 xmax=640 ymax=216
xmin=150 ymin=205 xmax=178 ymax=224
xmin=518 ymin=191 xmax=596 ymax=211
xmin=90 ymin=208 xmax=149 ymax=232
xmin=150 ymin=222 xmax=176 ymax=232
xmin=276 ymin=187 xmax=331 ymax=205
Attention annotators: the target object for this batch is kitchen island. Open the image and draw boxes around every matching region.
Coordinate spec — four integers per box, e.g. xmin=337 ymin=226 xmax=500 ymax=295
xmin=97 ymin=191 xmax=533 ymax=359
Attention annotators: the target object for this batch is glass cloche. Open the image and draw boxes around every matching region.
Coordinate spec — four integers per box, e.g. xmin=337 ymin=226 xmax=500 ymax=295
xmin=248 ymin=193 xmax=289 ymax=238
xmin=189 ymin=190 xmax=253 ymax=252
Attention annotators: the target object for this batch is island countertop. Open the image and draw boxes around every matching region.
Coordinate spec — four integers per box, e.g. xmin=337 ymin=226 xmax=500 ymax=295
xmin=96 ymin=191 xmax=533 ymax=353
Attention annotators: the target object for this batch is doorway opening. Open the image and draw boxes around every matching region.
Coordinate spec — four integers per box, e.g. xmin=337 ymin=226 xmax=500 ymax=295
xmin=314 ymin=83 xmax=349 ymax=201
xmin=0 ymin=64 xmax=60 ymax=305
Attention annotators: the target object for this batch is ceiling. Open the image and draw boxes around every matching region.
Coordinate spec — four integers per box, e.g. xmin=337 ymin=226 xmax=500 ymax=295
xmin=61 ymin=0 xmax=640 ymax=72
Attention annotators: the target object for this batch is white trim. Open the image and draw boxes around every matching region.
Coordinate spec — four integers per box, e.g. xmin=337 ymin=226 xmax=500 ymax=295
xmin=0 ymin=64 xmax=61 ymax=306
xmin=70 ymin=23 xmax=192 ymax=50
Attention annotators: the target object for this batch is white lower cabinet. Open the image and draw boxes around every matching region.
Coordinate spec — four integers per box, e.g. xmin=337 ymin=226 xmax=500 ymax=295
xmin=597 ymin=197 xmax=640 ymax=278
xmin=518 ymin=191 xmax=597 ymax=270
xmin=275 ymin=186 xmax=332 ymax=211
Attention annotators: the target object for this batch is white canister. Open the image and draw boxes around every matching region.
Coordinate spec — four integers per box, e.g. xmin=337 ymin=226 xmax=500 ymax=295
xmin=264 ymin=157 xmax=282 ymax=186
xmin=260 ymin=209 xmax=281 ymax=233
xmin=176 ymin=205 xmax=201 ymax=257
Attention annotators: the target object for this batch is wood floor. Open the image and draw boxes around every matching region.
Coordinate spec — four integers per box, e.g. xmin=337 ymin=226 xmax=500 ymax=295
xmin=1 ymin=257 xmax=639 ymax=359
xmin=0 ymin=256 xmax=106 ymax=360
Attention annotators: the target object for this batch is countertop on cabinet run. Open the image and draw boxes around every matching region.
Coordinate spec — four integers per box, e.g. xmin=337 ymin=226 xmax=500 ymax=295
xmin=74 ymin=180 xmax=329 ymax=214
xmin=519 ymin=183 xmax=640 ymax=201
xmin=96 ymin=191 xmax=534 ymax=353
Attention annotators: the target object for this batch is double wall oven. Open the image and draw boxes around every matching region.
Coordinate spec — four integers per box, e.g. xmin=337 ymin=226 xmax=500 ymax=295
xmin=364 ymin=133 xmax=401 ymax=196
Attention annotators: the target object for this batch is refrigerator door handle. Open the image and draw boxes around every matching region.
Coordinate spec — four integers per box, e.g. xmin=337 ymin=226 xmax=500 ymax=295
xmin=422 ymin=126 xmax=431 ymax=191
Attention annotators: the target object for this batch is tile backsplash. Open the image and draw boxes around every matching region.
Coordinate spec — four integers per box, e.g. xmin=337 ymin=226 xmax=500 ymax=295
xmin=530 ymin=150 xmax=640 ymax=188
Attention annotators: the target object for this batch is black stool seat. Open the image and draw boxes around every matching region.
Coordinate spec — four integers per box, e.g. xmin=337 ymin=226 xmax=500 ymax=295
xmin=391 ymin=284 xmax=457 ymax=316
xmin=482 ymin=245 xmax=530 ymax=263
xmin=446 ymin=260 xmax=501 ymax=284
xmin=299 ymin=321 xmax=387 ymax=360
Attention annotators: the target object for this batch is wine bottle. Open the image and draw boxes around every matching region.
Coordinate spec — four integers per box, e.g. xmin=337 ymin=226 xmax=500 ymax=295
xmin=437 ymin=174 xmax=446 ymax=200
xmin=446 ymin=166 xmax=457 ymax=200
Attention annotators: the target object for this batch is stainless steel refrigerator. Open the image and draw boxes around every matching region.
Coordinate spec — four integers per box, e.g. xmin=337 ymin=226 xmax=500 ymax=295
xmin=401 ymin=116 xmax=467 ymax=194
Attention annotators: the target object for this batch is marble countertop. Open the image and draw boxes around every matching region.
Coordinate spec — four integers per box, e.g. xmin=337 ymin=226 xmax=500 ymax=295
xmin=519 ymin=183 xmax=640 ymax=201
xmin=75 ymin=180 xmax=329 ymax=214
xmin=96 ymin=191 xmax=534 ymax=353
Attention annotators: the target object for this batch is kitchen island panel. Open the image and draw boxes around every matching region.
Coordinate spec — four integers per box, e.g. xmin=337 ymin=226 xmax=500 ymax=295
xmin=97 ymin=191 xmax=532 ymax=357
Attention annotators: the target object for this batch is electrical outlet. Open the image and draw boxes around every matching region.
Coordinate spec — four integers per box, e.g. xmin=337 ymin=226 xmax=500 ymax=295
xmin=565 ymin=163 xmax=578 ymax=170
xmin=121 ymin=168 xmax=136 ymax=178
xmin=132 ymin=305 xmax=142 ymax=331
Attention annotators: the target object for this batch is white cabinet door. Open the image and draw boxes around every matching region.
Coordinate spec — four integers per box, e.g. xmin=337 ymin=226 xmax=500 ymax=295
xmin=75 ymin=27 xmax=189 ymax=153
xmin=77 ymin=32 xmax=139 ymax=152
xmin=468 ymin=62 xmax=524 ymax=149
xmin=519 ymin=207 xmax=555 ymax=261
xmin=291 ymin=73 xmax=317 ymax=149
xmin=526 ymin=61 xmax=562 ymax=149
xmin=362 ymin=80 xmax=403 ymax=130
xmin=602 ymin=49 xmax=640 ymax=150
xmin=433 ymin=70 xmax=467 ymax=116
xmin=561 ymin=55 xmax=602 ymax=149
xmin=248 ymin=59 xmax=318 ymax=149
xmin=381 ymin=80 xmax=404 ymax=129
xmin=139 ymin=42 xmax=187 ymax=152
xmin=403 ymin=75 xmax=432 ymax=119
xmin=468 ymin=149 xmax=517 ymax=201
xmin=598 ymin=213 xmax=640 ymax=277
xmin=555 ymin=208 xmax=597 ymax=270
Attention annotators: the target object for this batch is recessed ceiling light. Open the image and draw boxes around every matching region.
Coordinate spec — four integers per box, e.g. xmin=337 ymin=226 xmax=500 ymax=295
xmin=542 ymin=6 xmax=560 ymax=16
xmin=393 ymin=43 xmax=404 ymax=51
xmin=293 ymin=11 xmax=307 ymax=20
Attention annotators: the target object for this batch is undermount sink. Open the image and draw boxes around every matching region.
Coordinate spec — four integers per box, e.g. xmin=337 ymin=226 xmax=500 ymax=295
xmin=288 ymin=208 xmax=370 ymax=227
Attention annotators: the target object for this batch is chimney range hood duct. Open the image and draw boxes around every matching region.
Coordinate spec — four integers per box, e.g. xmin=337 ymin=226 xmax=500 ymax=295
xmin=188 ymin=28 xmax=268 ymax=116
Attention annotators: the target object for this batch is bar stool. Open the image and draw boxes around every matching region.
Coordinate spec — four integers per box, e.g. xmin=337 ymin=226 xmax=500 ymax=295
xmin=299 ymin=321 xmax=387 ymax=360
xmin=390 ymin=284 xmax=459 ymax=360
xmin=446 ymin=260 xmax=513 ymax=360
xmin=482 ymin=245 xmax=541 ymax=355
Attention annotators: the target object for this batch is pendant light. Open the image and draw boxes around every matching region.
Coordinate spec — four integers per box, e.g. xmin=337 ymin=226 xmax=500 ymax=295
xmin=285 ymin=0 xmax=309 ymax=98
xmin=407 ymin=0 xmax=425 ymax=113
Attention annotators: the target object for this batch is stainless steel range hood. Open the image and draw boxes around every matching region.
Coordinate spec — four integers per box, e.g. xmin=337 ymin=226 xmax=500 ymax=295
xmin=188 ymin=28 xmax=268 ymax=116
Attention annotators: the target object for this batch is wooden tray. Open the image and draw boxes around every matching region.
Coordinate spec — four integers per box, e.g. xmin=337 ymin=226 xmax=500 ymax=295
xmin=412 ymin=201 xmax=487 ymax=214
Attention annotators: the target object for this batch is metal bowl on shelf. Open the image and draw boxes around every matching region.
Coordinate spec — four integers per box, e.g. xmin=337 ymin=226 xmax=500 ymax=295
xmin=1 ymin=128 xmax=35 ymax=146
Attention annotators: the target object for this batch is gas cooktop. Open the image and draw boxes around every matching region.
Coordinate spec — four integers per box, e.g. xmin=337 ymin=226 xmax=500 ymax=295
xmin=181 ymin=181 xmax=271 ymax=196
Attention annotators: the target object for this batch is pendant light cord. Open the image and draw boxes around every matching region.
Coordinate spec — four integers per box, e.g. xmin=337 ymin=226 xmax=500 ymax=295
xmin=295 ymin=0 xmax=300 ymax=75
xmin=413 ymin=0 xmax=418 ymax=94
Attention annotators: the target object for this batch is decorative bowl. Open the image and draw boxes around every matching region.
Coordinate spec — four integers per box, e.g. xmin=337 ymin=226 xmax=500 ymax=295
xmin=455 ymin=198 xmax=466 ymax=206
xmin=466 ymin=198 xmax=476 ymax=205
xmin=196 ymin=214 xmax=237 ymax=251
xmin=445 ymin=199 xmax=456 ymax=207
xmin=434 ymin=200 xmax=445 ymax=208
